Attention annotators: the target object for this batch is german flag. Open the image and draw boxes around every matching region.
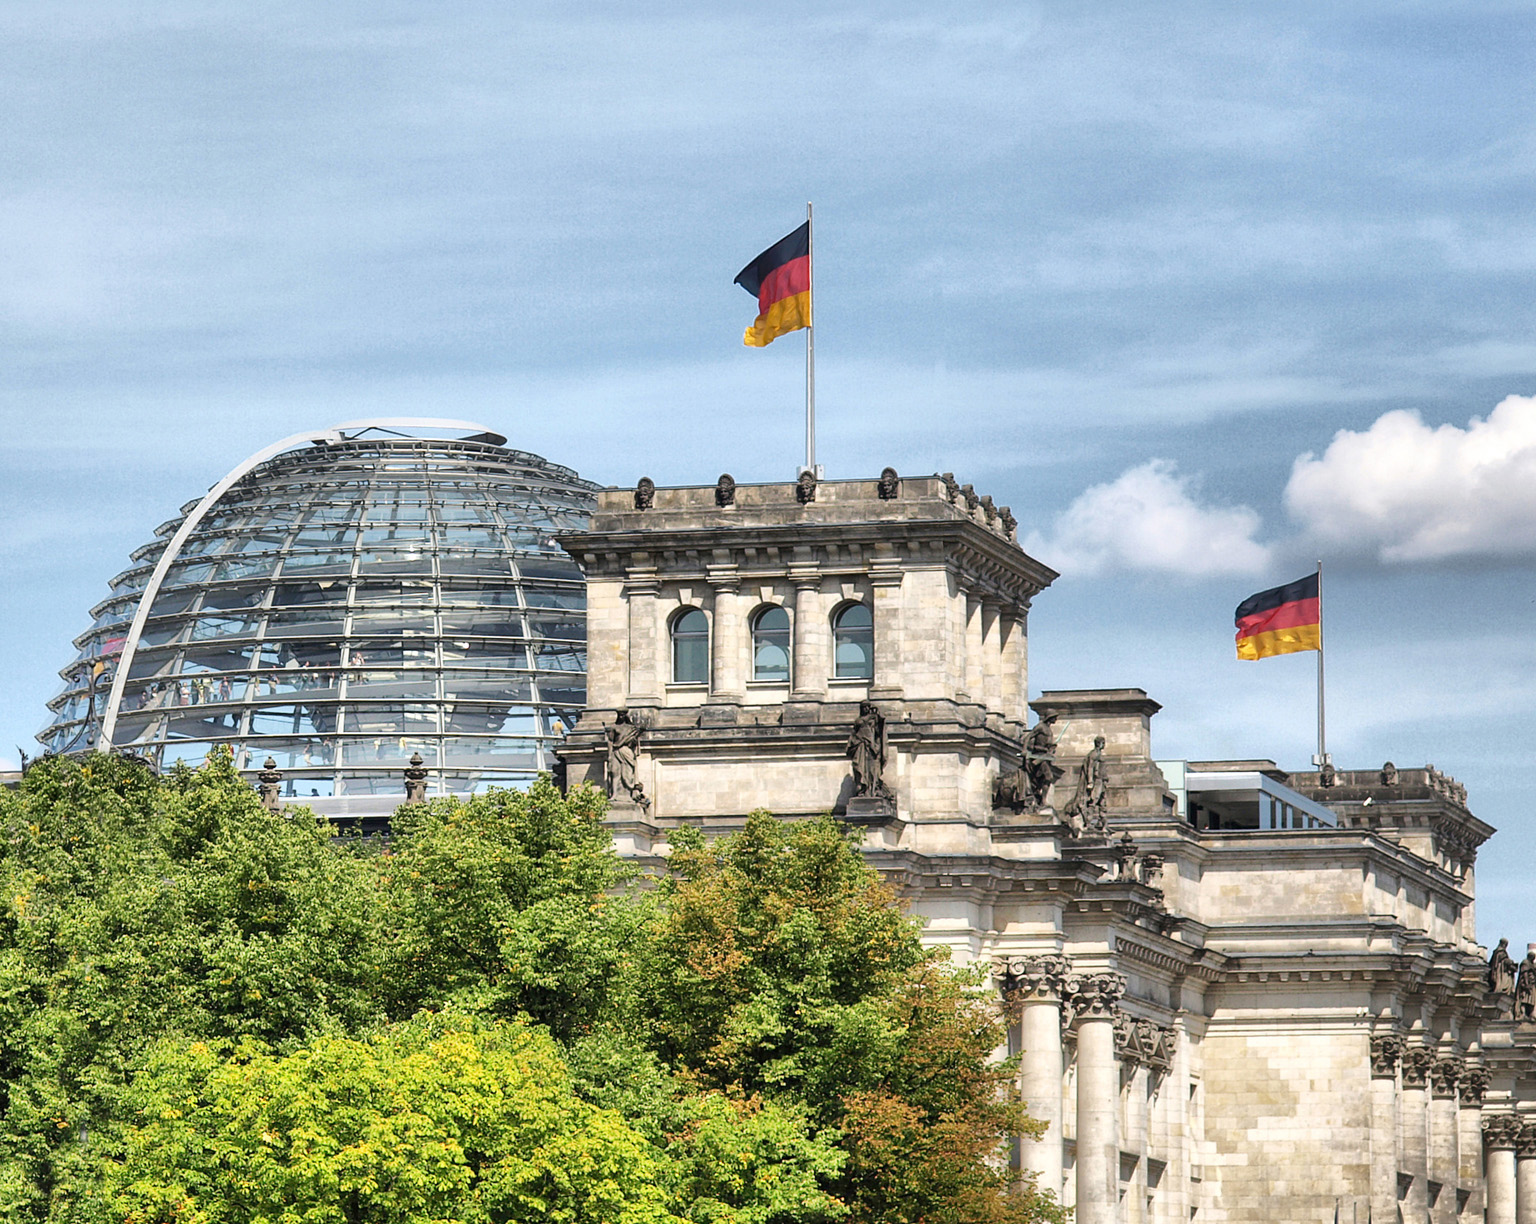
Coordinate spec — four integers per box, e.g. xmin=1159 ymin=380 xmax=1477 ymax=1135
xmin=1235 ymin=573 xmax=1320 ymax=660
xmin=735 ymin=222 xmax=810 ymax=347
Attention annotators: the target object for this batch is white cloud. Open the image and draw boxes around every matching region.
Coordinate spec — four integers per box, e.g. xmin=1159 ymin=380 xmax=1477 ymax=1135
xmin=1023 ymin=460 xmax=1271 ymax=577
xmin=1284 ymin=394 xmax=1536 ymax=562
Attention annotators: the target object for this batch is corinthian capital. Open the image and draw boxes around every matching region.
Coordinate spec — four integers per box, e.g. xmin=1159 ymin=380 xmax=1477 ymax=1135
xmin=1370 ymin=1033 xmax=1404 ymax=1078
xmin=994 ymin=954 xmax=1070 ymax=1002
xmin=1401 ymin=1046 xmax=1434 ymax=1088
xmin=1061 ymin=971 xmax=1126 ymax=1029
xmin=1432 ymin=1056 xmax=1465 ymax=1099
xmin=1484 ymin=1113 xmax=1522 ymax=1150
xmin=1462 ymin=1065 xmax=1490 ymax=1105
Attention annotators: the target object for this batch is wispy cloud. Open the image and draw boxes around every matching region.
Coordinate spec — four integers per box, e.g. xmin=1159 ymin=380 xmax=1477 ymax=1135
xmin=1024 ymin=459 xmax=1270 ymax=577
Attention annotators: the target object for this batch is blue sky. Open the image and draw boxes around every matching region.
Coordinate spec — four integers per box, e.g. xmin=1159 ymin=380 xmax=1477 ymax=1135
xmin=2 ymin=2 xmax=1533 ymax=939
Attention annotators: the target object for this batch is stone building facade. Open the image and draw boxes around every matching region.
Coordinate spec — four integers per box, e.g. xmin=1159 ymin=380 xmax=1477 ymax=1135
xmin=557 ymin=471 xmax=1522 ymax=1224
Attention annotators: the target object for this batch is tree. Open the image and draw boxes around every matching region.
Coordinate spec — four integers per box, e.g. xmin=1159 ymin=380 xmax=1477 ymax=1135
xmin=94 ymin=1013 xmax=677 ymax=1224
xmin=636 ymin=813 xmax=1066 ymax=1224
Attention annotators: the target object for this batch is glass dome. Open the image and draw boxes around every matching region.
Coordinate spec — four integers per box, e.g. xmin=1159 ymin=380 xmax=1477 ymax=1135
xmin=38 ymin=421 xmax=598 ymax=810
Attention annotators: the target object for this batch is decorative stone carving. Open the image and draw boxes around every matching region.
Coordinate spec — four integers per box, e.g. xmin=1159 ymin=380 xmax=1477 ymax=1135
xmin=1489 ymin=937 xmax=1519 ymax=997
xmin=1485 ymin=1113 xmax=1523 ymax=1150
xmin=715 ymin=474 xmax=736 ymax=507
xmin=634 ymin=477 xmax=655 ymax=510
xmin=1061 ymin=971 xmax=1125 ymax=1030
xmin=995 ymin=954 xmax=1070 ymax=1006
xmin=1518 ymin=950 xmax=1536 ymax=1022
xmin=980 ymin=494 xmax=997 ymax=524
xmin=1401 ymin=1046 xmax=1434 ymax=1088
xmin=1370 ymin=1033 xmax=1404 ymax=1077
xmin=960 ymin=483 xmax=980 ymax=512
xmin=846 ymin=701 xmax=892 ymax=800
xmin=1380 ymin=760 xmax=1398 ymax=786
xmin=1000 ymin=506 xmax=1017 ymax=540
xmin=795 ymin=469 xmax=817 ymax=503
xmin=1432 ymin=1056 xmax=1464 ymax=1099
xmin=994 ymin=714 xmax=1066 ymax=816
xmin=1518 ymin=1122 xmax=1536 ymax=1158
xmin=1062 ymin=735 xmax=1109 ymax=835
xmin=404 ymin=751 xmax=428 ymax=804
xmin=940 ymin=472 xmax=959 ymax=503
xmin=257 ymin=756 xmax=282 ymax=812
xmin=1320 ymin=760 xmax=1337 ymax=787
xmin=1114 ymin=1015 xmax=1178 ymax=1070
xmin=877 ymin=467 xmax=900 ymax=499
xmin=604 ymin=710 xmax=651 ymax=812
xmin=1463 ymin=1065 xmax=1490 ymax=1105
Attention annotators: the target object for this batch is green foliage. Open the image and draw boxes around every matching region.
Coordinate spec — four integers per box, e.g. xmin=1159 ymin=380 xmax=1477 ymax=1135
xmin=0 ymin=757 xmax=1063 ymax=1224
xmin=96 ymin=1015 xmax=676 ymax=1224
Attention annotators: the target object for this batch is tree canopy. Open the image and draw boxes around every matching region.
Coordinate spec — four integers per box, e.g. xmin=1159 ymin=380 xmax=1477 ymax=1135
xmin=0 ymin=751 xmax=1064 ymax=1224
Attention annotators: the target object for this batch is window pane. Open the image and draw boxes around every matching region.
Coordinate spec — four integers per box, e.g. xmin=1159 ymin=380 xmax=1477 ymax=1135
xmin=751 ymin=605 xmax=791 ymax=682
xmin=672 ymin=608 xmax=709 ymax=684
xmin=833 ymin=604 xmax=873 ymax=679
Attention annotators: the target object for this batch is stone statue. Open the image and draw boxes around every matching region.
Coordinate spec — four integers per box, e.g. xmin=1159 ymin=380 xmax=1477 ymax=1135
xmin=960 ymin=483 xmax=980 ymax=511
xmin=939 ymin=472 xmax=959 ymax=503
xmin=715 ymin=474 xmax=736 ymax=507
xmin=999 ymin=507 xmax=1017 ymax=540
xmin=979 ymin=494 xmax=997 ymax=524
xmin=1380 ymin=760 xmax=1398 ymax=786
xmin=1518 ymin=950 xmax=1536 ymax=1023
xmin=1063 ymin=735 xmax=1109 ymax=833
xmin=1022 ymin=714 xmax=1066 ymax=810
xmin=846 ymin=701 xmax=892 ymax=799
xmin=1489 ymin=938 xmax=1519 ymax=996
xmin=796 ymin=469 xmax=817 ymax=503
xmin=257 ymin=757 xmax=282 ymax=813
xmin=877 ymin=467 xmax=900 ymax=499
xmin=604 ymin=710 xmax=651 ymax=812
xmin=1319 ymin=760 xmax=1337 ymax=787
xmin=634 ymin=477 xmax=655 ymax=510
xmin=404 ymin=751 xmax=428 ymax=804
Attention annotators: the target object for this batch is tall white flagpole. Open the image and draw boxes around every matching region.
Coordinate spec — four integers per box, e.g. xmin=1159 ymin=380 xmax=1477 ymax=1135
xmin=1316 ymin=559 xmax=1328 ymax=768
xmin=805 ymin=201 xmax=816 ymax=475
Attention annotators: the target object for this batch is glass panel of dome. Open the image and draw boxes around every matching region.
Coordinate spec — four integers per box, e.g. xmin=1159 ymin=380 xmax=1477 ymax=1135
xmin=442 ymin=672 xmax=533 ymax=701
xmin=281 ymin=550 xmax=353 ymax=574
xmin=213 ymin=556 xmax=279 ymax=582
xmin=201 ymin=587 xmax=264 ymax=611
xmin=531 ymin=644 xmax=582 ymax=672
xmin=249 ymin=707 xmax=329 ymax=736
xmin=438 ymin=583 xmax=519 ymax=606
xmin=353 ymin=579 xmax=434 ymax=604
xmin=189 ymin=614 xmax=261 ymax=641
xmin=437 ymin=556 xmax=513 ymax=578
xmin=441 ymin=641 xmax=529 ymax=669
xmin=438 ymin=611 xmax=522 ymax=638
xmin=441 ymin=737 xmax=538 ymax=767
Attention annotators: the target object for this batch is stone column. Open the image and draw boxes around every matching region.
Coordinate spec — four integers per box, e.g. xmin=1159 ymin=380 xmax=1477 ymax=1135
xmin=1400 ymin=1046 xmax=1432 ymax=1224
xmin=980 ymin=600 xmax=1003 ymax=716
xmin=963 ymin=594 xmax=984 ymax=703
xmin=707 ymin=566 xmax=743 ymax=704
xmin=1460 ymin=1065 xmax=1488 ymax=1224
xmin=1517 ymin=1122 xmax=1536 ymax=1224
xmin=1430 ymin=1057 xmax=1461 ymax=1224
xmin=1486 ymin=1114 xmax=1521 ymax=1224
xmin=998 ymin=956 xmax=1068 ymax=1198
xmin=624 ymin=568 xmax=661 ymax=704
xmin=789 ymin=573 xmax=826 ymax=701
xmin=999 ymin=612 xmax=1024 ymax=723
xmin=1066 ymin=972 xmax=1125 ymax=1224
xmin=868 ymin=557 xmax=904 ymax=701
xmin=1369 ymin=1033 xmax=1403 ymax=1224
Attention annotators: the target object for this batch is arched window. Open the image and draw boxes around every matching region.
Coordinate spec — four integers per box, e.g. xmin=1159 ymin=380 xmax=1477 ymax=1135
xmin=832 ymin=602 xmax=873 ymax=680
xmin=751 ymin=604 xmax=791 ymax=682
xmin=671 ymin=607 xmax=709 ymax=684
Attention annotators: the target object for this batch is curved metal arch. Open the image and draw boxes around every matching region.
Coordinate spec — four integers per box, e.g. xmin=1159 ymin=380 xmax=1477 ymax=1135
xmin=97 ymin=418 xmax=501 ymax=748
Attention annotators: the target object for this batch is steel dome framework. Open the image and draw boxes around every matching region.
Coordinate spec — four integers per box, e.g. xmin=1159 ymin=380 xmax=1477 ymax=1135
xmin=39 ymin=421 xmax=597 ymax=806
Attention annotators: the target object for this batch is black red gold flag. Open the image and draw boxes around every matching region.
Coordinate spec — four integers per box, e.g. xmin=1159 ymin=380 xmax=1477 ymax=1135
xmin=1234 ymin=573 xmax=1321 ymax=660
xmin=734 ymin=222 xmax=811 ymax=347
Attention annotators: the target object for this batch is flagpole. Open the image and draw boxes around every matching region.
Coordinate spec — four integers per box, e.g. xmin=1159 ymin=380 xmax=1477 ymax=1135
xmin=805 ymin=201 xmax=816 ymax=475
xmin=1316 ymin=559 xmax=1327 ymax=768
